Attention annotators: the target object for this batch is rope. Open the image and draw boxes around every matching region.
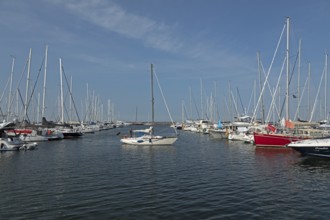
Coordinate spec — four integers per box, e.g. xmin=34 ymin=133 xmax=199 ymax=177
xmin=153 ymin=68 xmax=177 ymax=135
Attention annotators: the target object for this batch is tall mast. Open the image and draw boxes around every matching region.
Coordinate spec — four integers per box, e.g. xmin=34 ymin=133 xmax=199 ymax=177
xmin=86 ymin=83 xmax=89 ymax=122
xmin=7 ymin=56 xmax=15 ymax=121
xmin=285 ymin=17 xmax=290 ymax=120
xmin=42 ymin=45 xmax=48 ymax=118
xmin=308 ymin=62 xmax=311 ymax=118
xmin=108 ymin=99 xmax=111 ymax=122
xmin=151 ymin=63 xmax=155 ymax=124
xmin=24 ymin=48 xmax=32 ymax=120
xmin=182 ymin=101 xmax=184 ymax=124
xmin=37 ymin=92 xmax=40 ymax=123
xmin=297 ymin=39 xmax=301 ymax=119
xmin=69 ymin=76 xmax=73 ymax=121
xmin=135 ymin=106 xmax=138 ymax=122
xmin=60 ymin=58 xmax=64 ymax=123
xmin=189 ymin=87 xmax=192 ymax=120
xmin=325 ymin=52 xmax=328 ymax=121
xmin=257 ymin=51 xmax=265 ymax=123
xmin=200 ymin=79 xmax=203 ymax=119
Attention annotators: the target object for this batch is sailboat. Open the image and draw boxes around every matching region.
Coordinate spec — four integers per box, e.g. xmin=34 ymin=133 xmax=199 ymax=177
xmin=120 ymin=64 xmax=178 ymax=145
xmin=253 ymin=18 xmax=330 ymax=148
xmin=55 ymin=58 xmax=83 ymax=138
xmin=253 ymin=17 xmax=309 ymax=148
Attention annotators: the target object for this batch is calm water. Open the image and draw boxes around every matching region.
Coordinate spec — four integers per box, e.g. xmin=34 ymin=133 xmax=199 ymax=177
xmin=1 ymin=125 xmax=330 ymax=219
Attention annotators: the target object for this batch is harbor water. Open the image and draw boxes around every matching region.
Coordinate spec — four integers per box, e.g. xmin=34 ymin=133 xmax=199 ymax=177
xmin=1 ymin=125 xmax=330 ymax=219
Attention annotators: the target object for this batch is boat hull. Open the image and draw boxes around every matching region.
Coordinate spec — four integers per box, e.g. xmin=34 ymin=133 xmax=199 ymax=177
xmin=0 ymin=138 xmax=22 ymax=151
xmin=209 ymin=129 xmax=227 ymax=139
xmin=121 ymin=136 xmax=177 ymax=146
xmin=288 ymin=138 xmax=330 ymax=158
xmin=254 ymin=132 xmax=307 ymax=148
xmin=19 ymin=134 xmax=48 ymax=142
xmin=62 ymin=132 xmax=83 ymax=138
xmin=290 ymin=146 xmax=330 ymax=158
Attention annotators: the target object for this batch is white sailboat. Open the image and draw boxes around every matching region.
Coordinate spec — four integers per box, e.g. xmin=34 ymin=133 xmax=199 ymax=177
xmin=120 ymin=126 xmax=178 ymax=145
xmin=121 ymin=64 xmax=178 ymax=146
xmin=56 ymin=58 xmax=83 ymax=138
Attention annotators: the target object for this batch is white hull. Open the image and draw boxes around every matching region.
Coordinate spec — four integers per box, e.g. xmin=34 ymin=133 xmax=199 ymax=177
xmin=19 ymin=134 xmax=48 ymax=142
xmin=227 ymin=132 xmax=253 ymax=143
xmin=287 ymin=138 xmax=330 ymax=157
xmin=288 ymin=138 xmax=330 ymax=147
xmin=209 ymin=129 xmax=227 ymax=139
xmin=121 ymin=135 xmax=177 ymax=146
xmin=0 ymin=138 xmax=21 ymax=151
xmin=0 ymin=138 xmax=37 ymax=151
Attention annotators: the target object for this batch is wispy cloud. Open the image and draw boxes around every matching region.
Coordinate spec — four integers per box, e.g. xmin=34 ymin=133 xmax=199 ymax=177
xmin=47 ymin=0 xmax=255 ymax=80
xmin=51 ymin=0 xmax=182 ymax=52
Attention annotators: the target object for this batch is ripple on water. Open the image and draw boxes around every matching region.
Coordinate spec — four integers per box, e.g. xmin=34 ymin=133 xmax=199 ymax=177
xmin=1 ymin=128 xmax=330 ymax=219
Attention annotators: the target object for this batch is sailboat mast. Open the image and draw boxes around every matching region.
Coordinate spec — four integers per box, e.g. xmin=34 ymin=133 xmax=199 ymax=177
xmin=189 ymin=87 xmax=192 ymax=120
xmin=151 ymin=63 xmax=155 ymax=124
xmin=42 ymin=45 xmax=48 ymax=118
xmin=285 ymin=17 xmax=290 ymax=120
xmin=135 ymin=106 xmax=138 ymax=122
xmin=24 ymin=48 xmax=32 ymax=120
xmin=200 ymin=79 xmax=203 ymax=119
xmin=325 ymin=52 xmax=328 ymax=121
xmin=182 ymin=101 xmax=184 ymax=124
xmin=257 ymin=51 xmax=265 ymax=123
xmin=308 ymin=63 xmax=311 ymax=118
xmin=60 ymin=58 xmax=64 ymax=123
xmin=69 ymin=76 xmax=73 ymax=121
xmin=7 ymin=56 xmax=15 ymax=121
xmin=297 ymin=39 xmax=301 ymax=119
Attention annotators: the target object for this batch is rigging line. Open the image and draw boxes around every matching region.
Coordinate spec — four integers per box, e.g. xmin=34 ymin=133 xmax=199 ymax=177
xmin=230 ymin=89 xmax=239 ymax=116
xmin=0 ymin=82 xmax=9 ymax=119
xmin=182 ymin=102 xmax=190 ymax=122
xmin=0 ymin=108 xmax=5 ymax=120
xmin=7 ymin=57 xmax=29 ymax=117
xmin=62 ymin=98 xmax=71 ymax=123
xmin=294 ymin=76 xmax=309 ymax=120
xmin=237 ymin=88 xmax=245 ymax=115
xmin=0 ymin=71 xmax=11 ymax=103
xmin=279 ymin=51 xmax=299 ymax=119
xmin=223 ymin=95 xmax=231 ymax=122
xmin=251 ymin=22 xmax=286 ymax=122
xmin=246 ymin=81 xmax=255 ymax=116
xmin=309 ymin=65 xmax=326 ymax=122
xmin=192 ymin=94 xmax=200 ymax=119
xmin=83 ymin=94 xmax=93 ymax=122
xmin=24 ymin=56 xmax=45 ymax=122
xmin=153 ymin=69 xmax=177 ymax=135
xmin=17 ymin=88 xmax=30 ymax=123
xmin=62 ymin=89 xmax=72 ymax=122
xmin=61 ymin=65 xmax=81 ymax=123
xmin=264 ymin=56 xmax=287 ymax=122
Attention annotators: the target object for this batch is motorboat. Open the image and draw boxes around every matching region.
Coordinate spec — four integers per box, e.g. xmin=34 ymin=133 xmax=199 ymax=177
xmin=287 ymin=137 xmax=330 ymax=158
xmin=0 ymin=137 xmax=22 ymax=151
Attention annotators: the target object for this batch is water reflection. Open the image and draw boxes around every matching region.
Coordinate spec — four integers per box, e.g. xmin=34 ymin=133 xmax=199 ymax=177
xmin=0 ymin=151 xmax=17 ymax=159
xmin=255 ymin=147 xmax=297 ymax=158
xmin=296 ymin=156 xmax=330 ymax=169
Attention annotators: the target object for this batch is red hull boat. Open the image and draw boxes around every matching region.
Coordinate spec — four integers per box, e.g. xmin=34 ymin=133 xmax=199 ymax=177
xmin=253 ymin=132 xmax=308 ymax=148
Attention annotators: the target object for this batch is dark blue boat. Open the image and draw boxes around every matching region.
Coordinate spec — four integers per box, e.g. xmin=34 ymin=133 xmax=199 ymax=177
xmin=287 ymin=138 xmax=330 ymax=158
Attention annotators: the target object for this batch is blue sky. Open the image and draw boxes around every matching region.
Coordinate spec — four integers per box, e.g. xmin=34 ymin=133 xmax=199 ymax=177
xmin=1 ymin=0 xmax=330 ymax=123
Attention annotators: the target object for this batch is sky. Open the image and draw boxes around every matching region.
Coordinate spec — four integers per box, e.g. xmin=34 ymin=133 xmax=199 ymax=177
xmin=1 ymin=0 xmax=330 ymax=123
